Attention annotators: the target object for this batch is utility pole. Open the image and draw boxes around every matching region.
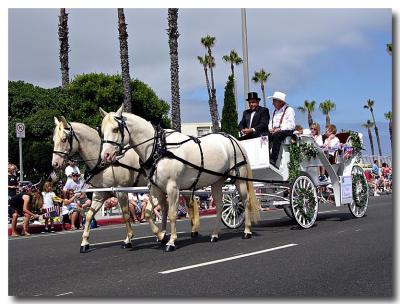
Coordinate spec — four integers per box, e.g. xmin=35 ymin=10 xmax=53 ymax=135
xmin=241 ymin=8 xmax=250 ymax=110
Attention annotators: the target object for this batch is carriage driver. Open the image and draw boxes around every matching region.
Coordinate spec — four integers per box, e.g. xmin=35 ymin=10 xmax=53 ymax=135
xmin=238 ymin=92 xmax=270 ymax=140
xmin=268 ymin=91 xmax=296 ymax=168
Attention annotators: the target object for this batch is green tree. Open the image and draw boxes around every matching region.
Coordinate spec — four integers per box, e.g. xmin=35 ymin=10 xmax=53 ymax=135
xmin=297 ymin=100 xmax=317 ymax=127
xmin=221 ymin=75 xmax=238 ymax=137
xmin=8 ymin=74 xmax=170 ymax=181
xmin=58 ymin=8 xmax=70 ymax=88
xmin=252 ymin=69 xmax=271 ymax=107
xmin=201 ymin=35 xmax=220 ymax=132
xmin=222 ymin=50 xmax=242 ymax=112
xmin=362 ymin=120 xmax=375 ymax=159
xmin=364 ymin=99 xmax=382 ymax=164
xmin=319 ymin=99 xmax=336 ymax=128
xmin=117 ymin=8 xmax=132 ymax=113
xmin=167 ymin=8 xmax=181 ymax=132
xmin=384 ymin=111 xmax=392 ymax=149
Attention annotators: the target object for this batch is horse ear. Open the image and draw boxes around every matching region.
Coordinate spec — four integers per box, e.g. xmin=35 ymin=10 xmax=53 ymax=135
xmin=54 ymin=117 xmax=60 ymax=125
xmin=99 ymin=107 xmax=108 ymax=118
xmin=116 ymin=104 xmax=124 ymax=117
xmin=60 ymin=116 xmax=69 ymax=126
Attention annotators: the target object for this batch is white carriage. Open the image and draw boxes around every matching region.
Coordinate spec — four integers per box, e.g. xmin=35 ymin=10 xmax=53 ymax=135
xmin=220 ymin=132 xmax=369 ymax=229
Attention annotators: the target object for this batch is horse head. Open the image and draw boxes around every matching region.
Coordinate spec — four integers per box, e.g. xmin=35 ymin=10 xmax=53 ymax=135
xmin=100 ymin=104 xmax=127 ymax=163
xmin=52 ymin=116 xmax=78 ymax=169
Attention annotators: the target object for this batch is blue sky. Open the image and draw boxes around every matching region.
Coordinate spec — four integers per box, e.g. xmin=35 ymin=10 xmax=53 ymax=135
xmin=7 ymin=8 xmax=393 ymax=155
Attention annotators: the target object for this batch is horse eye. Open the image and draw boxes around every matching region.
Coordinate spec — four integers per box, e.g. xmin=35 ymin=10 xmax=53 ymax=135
xmin=112 ymin=128 xmax=119 ymax=133
xmin=61 ymin=138 xmax=67 ymax=143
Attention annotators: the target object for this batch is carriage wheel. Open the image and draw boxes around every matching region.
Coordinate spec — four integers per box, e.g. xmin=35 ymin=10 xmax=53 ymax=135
xmin=221 ymin=192 xmax=245 ymax=229
xmin=348 ymin=165 xmax=369 ymax=218
xmin=283 ymin=205 xmax=294 ymax=219
xmin=291 ymin=174 xmax=318 ymax=229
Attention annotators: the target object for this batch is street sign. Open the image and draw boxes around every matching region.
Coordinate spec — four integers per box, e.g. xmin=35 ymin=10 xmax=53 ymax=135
xmin=16 ymin=123 xmax=25 ymax=138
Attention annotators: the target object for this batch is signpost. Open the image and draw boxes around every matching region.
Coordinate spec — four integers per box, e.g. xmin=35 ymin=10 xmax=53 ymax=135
xmin=16 ymin=123 xmax=25 ymax=182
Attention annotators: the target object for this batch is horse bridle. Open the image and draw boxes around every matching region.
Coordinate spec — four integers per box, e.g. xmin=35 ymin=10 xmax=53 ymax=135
xmin=101 ymin=115 xmax=133 ymax=156
xmin=52 ymin=123 xmax=80 ymax=160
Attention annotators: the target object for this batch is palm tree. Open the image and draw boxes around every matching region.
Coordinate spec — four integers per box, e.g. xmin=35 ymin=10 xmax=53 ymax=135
xmin=167 ymin=8 xmax=181 ymax=132
xmin=364 ymin=99 xmax=383 ymax=164
xmin=222 ymin=50 xmax=242 ymax=79
xmin=387 ymin=43 xmax=392 ymax=56
xmin=117 ymin=8 xmax=132 ymax=113
xmin=58 ymin=8 xmax=70 ymax=88
xmin=201 ymin=35 xmax=219 ymax=132
xmin=252 ymin=69 xmax=271 ymax=107
xmin=362 ymin=120 xmax=375 ymax=159
xmin=222 ymin=50 xmax=242 ymax=112
xmin=297 ymin=100 xmax=317 ymax=127
xmin=319 ymin=99 xmax=336 ymax=128
xmin=198 ymin=54 xmax=219 ymax=132
xmin=384 ymin=111 xmax=392 ymax=148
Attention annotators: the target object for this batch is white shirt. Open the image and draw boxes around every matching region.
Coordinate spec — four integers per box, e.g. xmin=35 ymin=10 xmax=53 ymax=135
xmin=268 ymin=105 xmax=296 ymax=131
xmin=42 ymin=191 xmax=55 ymax=209
xmin=313 ymin=134 xmax=324 ymax=147
xmin=63 ymin=178 xmax=83 ymax=192
xmin=324 ymin=136 xmax=340 ymax=155
xmin=249 ymin=111 xmax=256 ymax=128
xmin=65 ymin=165 xmax=80 ymax=178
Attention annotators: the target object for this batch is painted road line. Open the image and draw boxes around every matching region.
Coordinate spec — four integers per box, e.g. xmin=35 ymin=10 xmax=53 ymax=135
xmin=159 ymin=243 xmax=298 ymax=274
xmin=55 ymin=291 xmax=73 ymax=296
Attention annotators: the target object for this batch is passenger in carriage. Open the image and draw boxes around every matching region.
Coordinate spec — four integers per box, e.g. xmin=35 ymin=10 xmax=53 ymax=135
xmin=310 ymin=123 xmax=324 ymax=147
xmin=238 ymin=92 xmax=270 ymax=140
xmin=267 ymin=91 xmax=296 ymax=168
xmin=319 ymin=124 xmax=340 ymax=182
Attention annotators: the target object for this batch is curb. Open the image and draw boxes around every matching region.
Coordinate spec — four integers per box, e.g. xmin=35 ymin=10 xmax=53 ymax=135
xmin=8 ymin=208 xmax=218 ymax=236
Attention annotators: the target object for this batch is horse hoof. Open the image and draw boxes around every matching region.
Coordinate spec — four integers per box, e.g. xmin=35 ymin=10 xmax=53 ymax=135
xmin=191 ymin=231 xmax=199 ymax=238
xmin=158 ymin=234 xmax=170 ymax=245
xmin=80 ymin=244 xmax=90 ymax=253
xmin=242 ymin=233 xmax=252 ymax=239
xmin=210 ymin=236 xmax=219 ymax=242
xmin=121 ymin=242 xmax=133 ymax=249
xmin=165 ymin=244 xmax=176 ymax=252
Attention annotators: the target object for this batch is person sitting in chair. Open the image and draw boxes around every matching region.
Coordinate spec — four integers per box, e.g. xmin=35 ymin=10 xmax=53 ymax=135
xmin=238 ymin=92 xmax=270 ymax=140
xmin=268 ymin=91 xmax=296 ymax=168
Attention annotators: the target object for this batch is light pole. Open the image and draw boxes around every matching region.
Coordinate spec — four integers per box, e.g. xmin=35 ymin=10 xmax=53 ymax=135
xmin=241 ymin=8 xmax=250 ymax=110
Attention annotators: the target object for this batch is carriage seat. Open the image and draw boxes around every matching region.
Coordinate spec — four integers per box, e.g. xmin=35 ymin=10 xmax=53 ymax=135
xmin=336 ymin=132 xmax=350 ymax=144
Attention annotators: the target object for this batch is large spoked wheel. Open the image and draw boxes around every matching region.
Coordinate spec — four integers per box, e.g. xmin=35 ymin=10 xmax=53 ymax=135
xmin=291 ymin=174 xmax=318 ymax=229
xmin=221 ymin=192 xmax=245 ymax=229
xmin=348 ymin=165 xmax=369 ymax=218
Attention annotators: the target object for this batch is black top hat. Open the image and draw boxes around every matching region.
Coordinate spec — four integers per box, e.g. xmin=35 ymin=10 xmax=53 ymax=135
xmin=246 ymin=92 xmax=261 ymax=101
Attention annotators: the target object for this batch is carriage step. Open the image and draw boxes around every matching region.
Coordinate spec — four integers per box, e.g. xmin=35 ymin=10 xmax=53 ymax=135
xmin=317 ymin=181 xmax=331 ymax=186
xmin=272 ymin=201 xmax=290 ymax=206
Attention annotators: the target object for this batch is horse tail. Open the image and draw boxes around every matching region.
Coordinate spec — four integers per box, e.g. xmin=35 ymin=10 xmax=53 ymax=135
xmin=245 ymin=163 xmax=260 ymax=223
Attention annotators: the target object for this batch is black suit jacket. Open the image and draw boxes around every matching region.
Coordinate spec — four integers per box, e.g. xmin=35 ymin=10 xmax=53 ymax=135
xmin=238 ymin=106 xmax=270 ymax=139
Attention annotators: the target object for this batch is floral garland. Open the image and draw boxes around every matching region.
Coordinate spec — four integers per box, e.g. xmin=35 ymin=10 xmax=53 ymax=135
xmin=293 ymin=187 xmax=317 ymax=221
xmin=352 ymin=171 xmax=368 ymax=208
xmin=347 ymin=131 xmax=363 ymax=156
xmin=288 ymin=140 xmax=319 ymax=183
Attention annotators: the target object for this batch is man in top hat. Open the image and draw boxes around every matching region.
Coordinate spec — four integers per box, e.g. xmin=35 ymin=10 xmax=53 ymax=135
xmin=238 ymin=92 xmax=270 ymax=140
xmin=268 ymin=91 xmax=296 ymax=168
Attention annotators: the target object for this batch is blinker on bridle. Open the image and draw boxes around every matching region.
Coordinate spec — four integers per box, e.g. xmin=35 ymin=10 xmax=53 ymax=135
xmin=52 ymin=123 xmax=80 ymax=159
xmin=101 ymin=115 xmax=131 ymax=155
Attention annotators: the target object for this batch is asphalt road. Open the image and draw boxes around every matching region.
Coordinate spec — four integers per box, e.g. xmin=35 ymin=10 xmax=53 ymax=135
xmin=9 ymin=195 xmax=393 ymax=298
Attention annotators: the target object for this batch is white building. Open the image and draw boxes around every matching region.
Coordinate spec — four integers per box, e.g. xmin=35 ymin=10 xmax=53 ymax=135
xmin=181 ymin=122 xmax=214 ymax=137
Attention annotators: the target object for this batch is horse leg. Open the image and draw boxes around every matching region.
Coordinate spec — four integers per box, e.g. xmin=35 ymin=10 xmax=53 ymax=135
xmin=236 ymin=164 xmax=260 ymax=239
xmin=183 ymin=194 xmax=200 ymax=238
xmin=116 ymin=192 xmax=134 ymax=249
xmin=145 ymin=187 xmax=168 ymax=244
xmin=236 ymin=179 xmax=252 ymax=238
xmin=165 ymin=181 xmax=179 ymax=252
xmin=210 ymin=179 xmax=225 ymax=242
xmin=80 ymin=192 xmax=107 ymax=253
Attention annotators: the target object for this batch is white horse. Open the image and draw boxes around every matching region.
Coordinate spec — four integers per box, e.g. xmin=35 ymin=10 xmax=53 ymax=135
xmin=100 ymin=105 xmax=260 ymax=252
xmin=52 ymin=116 xmax=200 ymax=252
